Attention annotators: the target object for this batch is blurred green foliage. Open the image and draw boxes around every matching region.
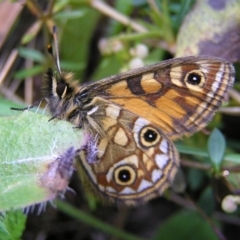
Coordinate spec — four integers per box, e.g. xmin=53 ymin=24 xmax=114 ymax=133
xmin=0 ymin=0 xmax=240 ymax=240
xmin=0 ymin=210 xmax=26 ymax=240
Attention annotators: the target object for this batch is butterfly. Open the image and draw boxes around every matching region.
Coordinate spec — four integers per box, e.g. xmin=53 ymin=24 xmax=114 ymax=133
xmin=40 ymin=49 xmax=234 ymax=206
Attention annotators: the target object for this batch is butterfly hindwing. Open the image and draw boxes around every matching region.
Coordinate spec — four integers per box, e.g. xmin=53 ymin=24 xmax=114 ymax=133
xmin=78 ymin=104 xmax=179 ymax=205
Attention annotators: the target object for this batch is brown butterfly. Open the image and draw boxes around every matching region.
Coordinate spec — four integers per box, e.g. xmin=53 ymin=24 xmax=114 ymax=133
xmin=41 ymin=51 xmax=234 ymax=206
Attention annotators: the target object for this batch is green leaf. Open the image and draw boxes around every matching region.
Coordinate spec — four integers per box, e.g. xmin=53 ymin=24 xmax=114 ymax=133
xmin=54 ymin=9 xmax=86 ymax=20
xmin=59 ymin=7 xmax=100 ymax=78
xmin=172 ymin=0 xmax=195 ymax=32
xmin=176 ymin=143 xmax=208 ymax=157
xmin=188 ymin=168 xmax=205 ymax=191
xmin=56 ymin=200 xmax=145 ymax=240
xmin=149 ymin=0 xmax=175 ymax=43
xmin=0 ymin=98 xmax=24 ymax=116
xmin=198 ymin=187 xmax=215 ymax=215
xmin=0 ymin=111 xmax=83 ymax=211
xmin=0 ymin=210 xmax=26 ymax=240
xmin=153 ymin=210 xmax=218 ymax=240
xmin=21 ymin=33 xmax=36 ymax=45
xmin=18 ymin=47 xmax=45 ymax=63
xmin=109 ymin=0 xmax=134 ymax=35
xmin=208 ymin=129 xmax=226 ymax=172
xmin=91 ymin=56 xmax=123 ymax=81
xmin=14 ymin=65 xmax=45 ymax=79
xmin=224 ymin=153 xmax=240 ymax=163
xmin=60 ymin=60 xmax=85 ymax=72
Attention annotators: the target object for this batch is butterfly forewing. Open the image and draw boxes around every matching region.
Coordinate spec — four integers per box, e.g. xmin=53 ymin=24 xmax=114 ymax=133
xmin=90 ymin=56 xmax=234 ymax=140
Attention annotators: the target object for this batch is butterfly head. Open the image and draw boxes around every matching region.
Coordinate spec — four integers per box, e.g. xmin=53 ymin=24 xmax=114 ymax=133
xmin=42 ymin=68 xmax=81 ymax=121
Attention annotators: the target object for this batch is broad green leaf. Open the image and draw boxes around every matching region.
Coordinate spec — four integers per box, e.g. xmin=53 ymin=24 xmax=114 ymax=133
xmin=176 ymin=143 xmax=208 ymax=157
xmin=188 ymin=168 xmax=205 ymax=191
xmin=59 ymin=7 xmax=100 ymax=78
xmin=0 ymin=98 xmax=24 ymax=116
xmin=56 ymin=200 xmax=145 ymax=240
xmin=224 ymin=153 xmax=240 ymax=163
xmin=153 ymin=210 xmax=218 ymax=240
xmin=208 ymin=129 xmax=226 ymax=172
xmin=172 ymin=0 xmax=195 ymax=32
xmin=54 ymin=10 xmax=86 ymax=20
xmin=91 ymin=56 xmax=123 ymax=81
xmin=60 ymin=60 xmax=85 ymax=72
xmin=198 ymin=187 xmax=215 ymax=215
xmin=21 ymin=33 xmax=37 ymax=45
xmin=21 ymin=21 xmax=42 ymax=45
xmin=14 ymin=65 xmax=45 ymax=79
xmin=0 ymin=111 xmax=83 ymax=211
xmin=176 ymin=143 xmax=240 ymax=164
xmin=18 ymin=47 xmax=45 ymax=63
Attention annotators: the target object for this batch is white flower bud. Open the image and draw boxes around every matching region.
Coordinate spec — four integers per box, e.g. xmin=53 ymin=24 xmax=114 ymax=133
xmin=130 ymin=44 xmax=149 ymax=59
xmin=98 ymin=38 xmax=111 ymax=55
xmin=112 ymin=40 xmax=124 ymax=53
xmin=222 ymin=195 xmax=240 ymax=213
xmin=98 ymin=38 xmax=123 ymax=55
xmin=129 ymin=58 xmax=145 ymax=70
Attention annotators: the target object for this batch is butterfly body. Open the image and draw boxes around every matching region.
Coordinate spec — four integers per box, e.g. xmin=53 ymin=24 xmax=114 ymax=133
xmin=43 ymin=56 xmax=234 ymax=205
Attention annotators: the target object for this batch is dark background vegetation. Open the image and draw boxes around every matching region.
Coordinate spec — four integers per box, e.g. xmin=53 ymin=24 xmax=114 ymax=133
xmin=0 ymin=0 xmax=240 ymax=239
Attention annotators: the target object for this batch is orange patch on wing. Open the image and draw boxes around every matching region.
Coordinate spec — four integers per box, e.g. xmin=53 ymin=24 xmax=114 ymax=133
xmin=111 ymin=98 xmax=174 ymax=134
xmin=141 ymin=78 xmax=162 ymax=93
xmin=185 ymin=95 xmax=201 ymax=107
xmin=108 ymin=80 xmax=133 ymax=97
xmin=155 ymin=89 xmax=186 ymax=120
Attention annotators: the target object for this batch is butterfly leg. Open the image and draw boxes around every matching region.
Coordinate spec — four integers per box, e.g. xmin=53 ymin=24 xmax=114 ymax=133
xmin=77 ymin=134 xmax=99 ymax=164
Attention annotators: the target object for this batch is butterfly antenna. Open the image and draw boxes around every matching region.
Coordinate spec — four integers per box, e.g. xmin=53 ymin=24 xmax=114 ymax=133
xmin=47 ymin=26 xmax=62 ymax=77
xmin=11 ymin=100 xmax=42 ymax=111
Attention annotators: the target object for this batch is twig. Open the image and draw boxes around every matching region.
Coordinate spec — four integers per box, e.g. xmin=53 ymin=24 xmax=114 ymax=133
xmin=0 ymin=49 xmax=18 ymax=86
xmin=26 ymin=0 xmax=43 ymax=18
xmin=90 ymin=0 xmax=147 ymax=33
xmin=219 ymin=107 xmax=240 ymax=116
xmin=180 ymin=158 xmax=211 ymax=171
xmin=213 ymin=211 xmax=240 ymax=226
xmin=0 ymin=86 xmax=24 ymax=103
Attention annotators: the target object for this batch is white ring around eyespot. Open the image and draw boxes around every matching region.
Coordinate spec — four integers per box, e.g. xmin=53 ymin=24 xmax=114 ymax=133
xmin=133 ymin=118 xmax=150 ymax=148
